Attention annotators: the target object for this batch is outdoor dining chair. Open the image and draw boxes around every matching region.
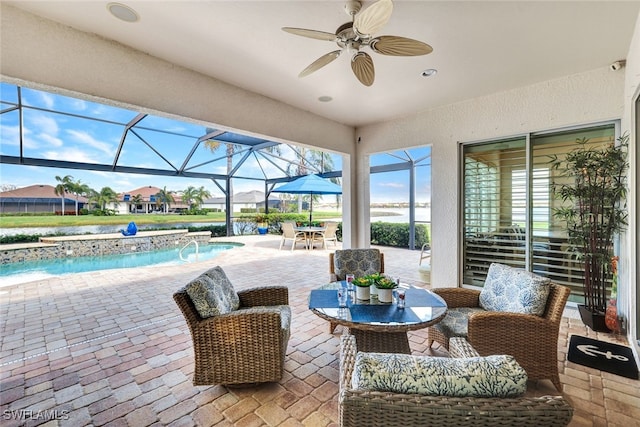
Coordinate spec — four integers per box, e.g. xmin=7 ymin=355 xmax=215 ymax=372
xmin=279 ymin=222 xmax=307 ymax=251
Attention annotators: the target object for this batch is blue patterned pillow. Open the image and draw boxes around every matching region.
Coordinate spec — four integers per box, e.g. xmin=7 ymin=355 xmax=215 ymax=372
xmin=479 ymin=263 xmax=550 ymax=316
xmin=185 ymin=267 xmax=239 ymax=318
xmin=334 ymin=249 xmax=381 ymax=280
xmin=352 ymin=352 xmax=527 ymax=397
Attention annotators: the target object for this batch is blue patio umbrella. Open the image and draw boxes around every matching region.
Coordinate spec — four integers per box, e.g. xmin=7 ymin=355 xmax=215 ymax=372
xmin=271 ymin=174 xmax=342 ymax=223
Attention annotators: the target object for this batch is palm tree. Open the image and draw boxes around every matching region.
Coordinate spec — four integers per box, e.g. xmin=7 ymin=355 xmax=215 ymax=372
xmin=181 ymin=186 xmax=197 ymax=210
xmin=91 ymin=187 xmax=119 ymax=212
xmin=193 ymin=186 xmax=211 ymax=209
xmin=70 ymin=180 xmax=91 ymax=216
xmin=130 ymin=194 xmax=143 ymax=213
xmin=54 ymin=175 xmax=73 ymax=216
xmin=155 ymin=186 xmax=175 ymax=214
xmin=204 ymin=128 xmax=236 ymax=214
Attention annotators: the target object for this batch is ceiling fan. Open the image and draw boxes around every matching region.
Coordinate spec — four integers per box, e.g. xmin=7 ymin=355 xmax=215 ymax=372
xmin=282 ymin=0 xmax=432 ymax=86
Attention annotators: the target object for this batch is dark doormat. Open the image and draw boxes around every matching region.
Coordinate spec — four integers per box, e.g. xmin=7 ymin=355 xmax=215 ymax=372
xmin=568 ymin=335 xmax=638 ymax=379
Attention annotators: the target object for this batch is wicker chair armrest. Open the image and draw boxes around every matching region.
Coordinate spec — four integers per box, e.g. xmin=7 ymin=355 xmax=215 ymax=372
xmin=340 ymin=334 xmax=358 ymax=389
xmin=432 ymin=288 xmax=481 ymax=308
xmin=238 ymin=286 xmax=289 ymax=307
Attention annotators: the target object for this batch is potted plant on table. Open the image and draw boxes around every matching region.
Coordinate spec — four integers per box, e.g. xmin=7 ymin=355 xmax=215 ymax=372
xmin=353 ymin=277 xmax=372 ymax=300
xmin=550 ymin=133 xmax=628 ymax=332
xmin=373 ymin=276 xmax=398 ymax=303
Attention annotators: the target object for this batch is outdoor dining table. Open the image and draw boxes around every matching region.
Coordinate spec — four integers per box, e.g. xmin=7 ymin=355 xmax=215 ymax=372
xmin=294 ymin=226 xmax=326 ymax=249
xmin=308 ymin=282 xmax=448 ymax=353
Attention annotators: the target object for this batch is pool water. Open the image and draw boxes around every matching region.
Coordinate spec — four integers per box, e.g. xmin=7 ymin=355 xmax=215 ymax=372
xmin=0 ymin=243 xmax=240 ymax=286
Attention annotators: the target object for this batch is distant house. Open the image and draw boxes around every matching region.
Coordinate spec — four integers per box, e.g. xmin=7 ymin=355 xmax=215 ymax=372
xmin=0 ymin=184 xmax=88 ymax=214
xmin=203 ymin=190 xmax=280 ymax=212
xmin=111 ymin=186 xmax=187 ymax=214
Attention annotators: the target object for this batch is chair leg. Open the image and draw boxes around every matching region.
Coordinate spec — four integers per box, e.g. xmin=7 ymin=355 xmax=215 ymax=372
xmin=279 ymin=237 xmax=285 ymax=250
xmin=551 ymin=373 xmax=562 ymax=392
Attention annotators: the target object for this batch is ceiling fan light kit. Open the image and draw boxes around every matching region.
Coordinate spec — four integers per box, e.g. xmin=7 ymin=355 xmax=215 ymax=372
xmin=282 ymin=0 xmax=432 ymax=86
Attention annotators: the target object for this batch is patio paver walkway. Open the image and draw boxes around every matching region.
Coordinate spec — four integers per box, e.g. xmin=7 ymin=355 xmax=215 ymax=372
xmin=1 ymin=234 xmax=638 ymax=426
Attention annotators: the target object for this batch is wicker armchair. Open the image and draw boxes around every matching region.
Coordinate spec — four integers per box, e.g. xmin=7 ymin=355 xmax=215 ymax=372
xmin=339 ymin=334 xmax=573 ymax=427
xmin=173 ymin=268 xmax=290 ymax=386
xmin=427 ymin=282 xmax=570 ymax=391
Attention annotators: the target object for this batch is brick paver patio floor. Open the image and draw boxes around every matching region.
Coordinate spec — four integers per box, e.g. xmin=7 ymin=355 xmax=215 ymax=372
xmin=1 ymin=234 xmax=638 ymax=426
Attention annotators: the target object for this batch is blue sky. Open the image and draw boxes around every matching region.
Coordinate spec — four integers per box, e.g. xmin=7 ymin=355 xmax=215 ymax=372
xmin=0 ymin=83 xmax=430 ymax=203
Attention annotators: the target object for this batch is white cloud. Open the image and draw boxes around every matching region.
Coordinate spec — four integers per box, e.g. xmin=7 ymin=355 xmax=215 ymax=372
xmin=30 ymin=114 xmax=60 ymax=136
xmin=379 ymin=182 xmax=405 ymax=189
xmin=42 ymin=148 xmax=98 ymax=164
xmin=38 ymin=92 xmax=55 ymax=109
xmin=40 ymin=133 xmax=64 ymax=147
xmin=66 ymin=129 xmax=113 ymax=157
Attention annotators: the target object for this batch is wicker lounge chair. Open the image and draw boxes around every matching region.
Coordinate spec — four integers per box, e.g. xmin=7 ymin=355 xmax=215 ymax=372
xmin=173 ymin=267 xmax=291 ymax=386
xmin=427 ymin=263 xmax=570 ymax=391
xmin=339 ymin=334 xmax=573 ymax=427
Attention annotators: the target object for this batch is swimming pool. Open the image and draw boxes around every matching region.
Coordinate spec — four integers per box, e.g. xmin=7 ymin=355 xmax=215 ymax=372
xmin=0 ymin=243 xmax=240 ymax=286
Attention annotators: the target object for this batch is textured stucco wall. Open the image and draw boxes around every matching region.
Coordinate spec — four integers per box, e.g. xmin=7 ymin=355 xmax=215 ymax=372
xmin=356 ymin=67 xmax=626 ymax=288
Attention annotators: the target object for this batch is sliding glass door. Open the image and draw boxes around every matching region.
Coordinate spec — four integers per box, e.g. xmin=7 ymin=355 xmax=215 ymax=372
xmin=461 ymin=123 xmax=617 ymax=303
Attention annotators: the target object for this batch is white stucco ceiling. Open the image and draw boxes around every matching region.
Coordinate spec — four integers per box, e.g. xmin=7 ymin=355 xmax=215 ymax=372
xmin=6 ymin=1 xmax=640 ymax=127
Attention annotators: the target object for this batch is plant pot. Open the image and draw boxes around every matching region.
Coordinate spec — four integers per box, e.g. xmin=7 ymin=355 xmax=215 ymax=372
xmin=370 ymin=284 xmax=378 ymax=299
xmin=578 ymin=305 xmax=609 ymax=332
xmin=355 ymin=286 xmax=370 ymax=301
xmin=605 ymin=298 xmax=621 ymax=333
xmin=257 ymin=227 xmax=268 ymax=235
xmin=377 ymin=288 xmax=393 ymax=303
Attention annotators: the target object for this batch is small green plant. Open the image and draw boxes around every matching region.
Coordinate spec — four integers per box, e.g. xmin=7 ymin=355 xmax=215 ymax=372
xmin=353 ymin=277 xmax=371 ymax=287
xmin=374 ymin=276 xmax=397 ymax=289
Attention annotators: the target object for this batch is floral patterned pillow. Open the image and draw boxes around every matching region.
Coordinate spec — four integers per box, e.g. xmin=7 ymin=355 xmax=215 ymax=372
xmin=334 ymin=249 xmax=381 ymax=281
xmin=479 ymin=263 xmax=551 ymax=316
xmin=352 ymin=352 xmax=527 ymax=397
xmin=185 ymin=267 xmax=239 ymax=318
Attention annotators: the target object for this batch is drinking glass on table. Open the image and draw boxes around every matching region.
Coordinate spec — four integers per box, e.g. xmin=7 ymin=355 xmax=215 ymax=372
xmin=395 ymin=289 xmax=406 ymax=309
xmin=337 ymin=287 xmax=348 ymax=308
xmin=345 ymin=274 xmax=355 ymax=300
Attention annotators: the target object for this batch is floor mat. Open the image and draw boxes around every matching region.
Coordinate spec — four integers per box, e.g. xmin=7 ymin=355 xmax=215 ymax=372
xmin=567 ymin=335 xmax=638 ymax=379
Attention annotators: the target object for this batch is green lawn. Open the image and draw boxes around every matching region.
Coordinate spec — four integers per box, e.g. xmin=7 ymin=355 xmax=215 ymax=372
xmin=0 ymin=211 xmax=345 ymax=228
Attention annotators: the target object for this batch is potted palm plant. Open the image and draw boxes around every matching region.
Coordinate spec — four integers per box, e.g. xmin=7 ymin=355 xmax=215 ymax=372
xmin=549 ymin=133 xmax=628 ymax=332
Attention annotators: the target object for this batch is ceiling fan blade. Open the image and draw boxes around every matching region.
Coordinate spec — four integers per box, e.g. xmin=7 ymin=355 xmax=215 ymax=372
xmin=351 ymin=52 xmax=375 ymax=86
xmin=299 ymin=50 xmax=341 ymax=78
xmin=354 ymin=0 xmax=393 ymax=37
xmin=370 ymin=35 xmax=433 ymax=56
xmin=282 ymin=27 xmax=338 ymax=42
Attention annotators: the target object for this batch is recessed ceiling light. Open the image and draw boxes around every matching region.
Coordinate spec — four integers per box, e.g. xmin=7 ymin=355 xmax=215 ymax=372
xmin=421 ymin=69 xmax=437 ymax=77
xmin=107 ymin=2 xmax=139 ymax=23
xmin=318 ymin=96 xmax=333 ymax=103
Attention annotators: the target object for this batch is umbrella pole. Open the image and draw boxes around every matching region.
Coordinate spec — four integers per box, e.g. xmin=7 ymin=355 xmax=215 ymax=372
xmin=309 ymin=194 xmax=312 ymax=224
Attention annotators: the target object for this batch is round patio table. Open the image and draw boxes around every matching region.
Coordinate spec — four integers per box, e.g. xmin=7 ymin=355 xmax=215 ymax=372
xmin=308 ymin=282 xmax=448 ymax=353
